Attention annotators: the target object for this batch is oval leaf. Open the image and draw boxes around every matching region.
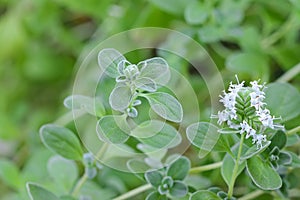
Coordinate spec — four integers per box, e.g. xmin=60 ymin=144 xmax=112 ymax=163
xmin=145 ymin=170 xmax=163 ymax=187
xmin=143 ymin=92 xmax=183 ymax=123
xmin=221 ymin=153 xmax=245 ymax=187
xmin=40 ymin=124 xmax=83 ymax=160
xmin=135 ymin=77 xmax=157 ymax=92
xmin=184 ymin=1 xmax=209 ymax=25
xmin=246 ymin=155 xmax=282 ymax=190
xmin=109 ymin=86 xmax=132 ymax=111
xmin=186 ymin=122 xmax=220 ymax=152
xmin=169 ymin=181 xmax=188 ymax=197
xmin=0 ymin=159 xmax=21 ymax=190
xmin=96 ymin=115 xmax=130 ymax=144
xmin=265 ymin=83 xmax=300 ymax=121
xmin=167 ymin=156 xmax=190 ymax=180
xmin=241 ymin=141 xmax=271 ymax=161
xmin=190 ymin=190 xmax=221 ymax=200
xmin=47 ymin=156 xmax=78 ymax=191
xmin=98 ymin=48 xmax=125 ymax=78
xmin=135 ymin=120 xmax=181 ymax=149
xmin=27 ymin=182 xmax=59 ymax=200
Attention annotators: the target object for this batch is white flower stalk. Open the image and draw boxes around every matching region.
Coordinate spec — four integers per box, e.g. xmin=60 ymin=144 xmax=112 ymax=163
xmin=213 ymin=76 xmax=284 ymax=149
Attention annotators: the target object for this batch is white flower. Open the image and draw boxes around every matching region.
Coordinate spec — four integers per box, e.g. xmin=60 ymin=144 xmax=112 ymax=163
xmin=240 ymin=121 xmax=256 ymax=139
xmin=217 ymin=110 xmax=229 ymax=125
xmin=252 ymin=134 xmax=267 ymax=149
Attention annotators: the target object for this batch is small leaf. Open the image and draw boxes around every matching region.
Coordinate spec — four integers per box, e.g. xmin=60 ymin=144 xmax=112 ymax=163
xmin=109 ymin=86 xmax=132 ymax=111
xmin=139 ymin=57 xmax=170 ymax=86
xmin=288 ymin=152 xmax=300 ymax=168
xmin=27 ymin=182 xmax=59 ymax=200
xmin=190 ymin=190 xmax=221 ymax=200
xmin=98 ymin=48 xmax=125 ymax=78
xmin=40 ymin=124 xmax=83 ymax=160
xmin=169 ymin=181 xmax=188 ymax=197
xmin=186 ymin=122 xmax=220 ymax=153
xmin=135 ymin=77 xmax=157 ymax=92
xmin=167 ymin=156 xmax=190 ymax=180
xmin=135 ymin=120 xmax=182 ymax=149
xmin=198 ymin=25 xmax=224 ymax=43
xmin=226 ymin=52 xmax=269 ymax=80
xmin=221 ymin=153 xmax=245 ymax=187
xmin=246 ymin=155 xmax=282 ymax=190
xmin=143 ymin=92 xmax=183 ymax=123
xmin=0 ymin=159 xmax=21 ymax=190
xmin=146 ymin=191 xmax=167 ymax=200
xmin=96 ymin=115 xmax=130 ymax=144
xmin=269 ymin=130 xmax=286 ymax=150
xmin=278 ymin=151 xmax=292 ymax=165
xmin=47 ymin=156 xmax=78 ymax=191
xmin=63 ymin=95 xmax=105 ymax=117
xmin=264 ymin=83 xmax=300 ymax=121
xmin=148 ymin=0 xmax=186 ymax=15
xmin=145 ymin=170 xmax=163 ymax=187
xmin=127 ymin=158 xmax=150 ymax=174
xmin=184 ymin=1 xmax=209 ymax=25
xmin=241 ymin=141 xmax=271 ymax=161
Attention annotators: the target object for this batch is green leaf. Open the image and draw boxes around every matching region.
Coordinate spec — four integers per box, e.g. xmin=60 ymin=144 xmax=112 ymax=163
xmin=186 ymin=122 xmax=220 ymax=153
xmin=264 ymin=83 xmax=300 ymax=121
xmin=288 ymin=152 xmax=300 ymax=168
xmin=286 ymin=134 xmax=300 ymax=147
xmin=169 ymin=181 xmax=188 ymax=197
xmin=26 ymin=182 xmax=59 ymax=200
xmin=63 ymin=95 xmax=105 ymax=117
xmin=167 ymin=156 xmax=190 ymax=180
xmin=143 ymin=92 xmax=183 ymax=123
xmin=146 ymin=191 xmax=167 ymax=200
xmin=134 ymin=120 xmax=182 ymax=149
xmin=198 ymin=25 xmax=224 ymax=43
xmin=139 ymin=57 xmax=170 ymax=86
xmin=135 ymin=77 xmax=157 ymax=92
xmin=226 ymin=52 xmax=269 ymax=80
xmin=184 ymin=1 xmax=209 ymax=25
xmin=241 ymin=141 xmax=271 ymax=161
xmin=59 ymin=195 xmax=76 ymax=200
xmin=40 ymin=124 xmax=83 ymax=160
xmin=0 ymin=159 xmax=21 ymax=190
xmin=98 ymin=48 xmax=125 ymax=78
xmin=109 ymin=86 xmax=132 ymax=111
xmin=213 ymin=134 xmax=232 ymax=154
xmin=127 ymin=158 xmax=150 ymax=174
xmin=47 ymin=156 xmax=78 ymax=191
xmin=148 ymin=0 xmax=187 ymax=15
xmin=145 ymin=170 xmax=163 ymax=187
xmin=96 ymin=115 xmax=130 ymax=144
xmin=278 ymin=151 xmax=292 ymax=165
xmin=190 ymin=190 xmax=221 ymax=200
xmin=246 ymin=156 xmax=282 ymax=190
xmin=221 ymin=153 xmax=246 ymax=187
xmin=269 ymin=130 xmax=286 ymax=150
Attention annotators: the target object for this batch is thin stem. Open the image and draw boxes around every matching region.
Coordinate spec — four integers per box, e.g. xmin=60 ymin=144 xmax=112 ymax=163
xmin=262 ymin=15 xmax=296 ymax=48
xmin=112 ymin=184 xmax=152 ymax=200
xmin=239 ymin=190 xmax=264 ymax=200
xmin=71 ymin=143 xmax=109 ymax=197
xmin=227 ymin=134 xmax=245 ymax=198
xmin=287 ymin=125 xmax=300 ymax=136
xmin=276 ymin=63 xmax=300 ymax=83
xmin=189 ymin=161 xmax=222 ymax=174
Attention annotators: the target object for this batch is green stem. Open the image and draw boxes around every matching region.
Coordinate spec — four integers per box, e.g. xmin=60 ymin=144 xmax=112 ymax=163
xmin=112 ymin=184 xmax=152 ymax=200
xmin=239 ymin=190 xmax=264 ymax=200
xmin=287 ymin=125 xmax=300 ymax=136
xmin=189 ymin=161 xmax=222 ymax=174
xmin=276 ymin=63 xmax=300 ymax=83
xmin=112 ymin=161 xmax=223 ymax=200
xmin=262 ymin=15 xmax=296 ymax=48
xmin=71 ymin=143 xmax=109 ymax=197
xmin=227 ymin=134 xmax=245 ymax=198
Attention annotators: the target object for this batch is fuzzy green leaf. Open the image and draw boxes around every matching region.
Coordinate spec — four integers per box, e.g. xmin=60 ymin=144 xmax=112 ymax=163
xmin=109 ymin=85 xmax=132 ymax=111
xmin=27 ymin=182 xmax=59 ymax=200
xmin=0 ymin=159 xmax=21 ymax=190
xmin=184 ymin=1 xmax=209 ymax=25
xmin=190 ymin=190 xmax=221 ymax=200
xmin=40 ymin=124 xmax=83 ymax=160
xmin=246 ymin=155 xmax=282 ymax=190
xmin=241 ymin=141 xmax=271 ymax=161
xmin=269 ymin=130 xmax=286 ymax=150
xmin=96 ymin=115 xmax=130 ymax=144
xmin=146 ymin=191 xmax=167 ymax=200
xmin=143 ymin=92 xmax=183 ymax=123
xmin=47 ymin=156 xmax=78 ymax=192
xmin=186 ymin=122 xmax=220 ymax=153
xmin=169 ymin=181 xmax=188 ymax=197
xmin=98 ymin=48 xmax=125 ymax=78
xmin=145 ymin=170 xmax=163 ymax=187
xmin=167 ymin=156 xmax=190 ymax=180
xmin=264 ymin=83 xmax=300 ymax=121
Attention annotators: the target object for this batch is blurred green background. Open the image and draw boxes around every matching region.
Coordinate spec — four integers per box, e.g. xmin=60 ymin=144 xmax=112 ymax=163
xmin=1 ymin=0 xmax=300 ymax=199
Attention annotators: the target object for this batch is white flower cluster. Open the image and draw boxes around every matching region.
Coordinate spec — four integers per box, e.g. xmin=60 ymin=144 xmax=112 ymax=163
xmin=213 ymin=76 xmax=284 ymax=149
